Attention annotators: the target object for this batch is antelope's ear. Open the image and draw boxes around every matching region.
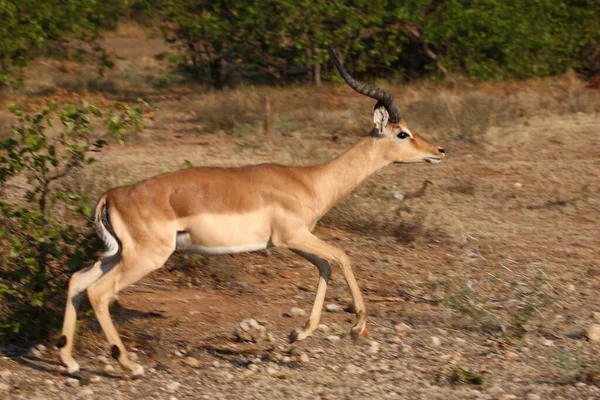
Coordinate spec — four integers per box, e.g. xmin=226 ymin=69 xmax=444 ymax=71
xmin=373 ymin=105 xmax=389 ymax=132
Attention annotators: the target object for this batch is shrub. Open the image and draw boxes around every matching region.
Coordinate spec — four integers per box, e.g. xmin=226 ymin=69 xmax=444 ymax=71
xmin=0 ymin=99 xmax=150 ymax=342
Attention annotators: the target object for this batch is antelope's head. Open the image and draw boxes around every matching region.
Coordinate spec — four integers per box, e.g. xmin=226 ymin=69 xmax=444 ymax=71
xmin=328 ymin=49 xmax=445 ymax=165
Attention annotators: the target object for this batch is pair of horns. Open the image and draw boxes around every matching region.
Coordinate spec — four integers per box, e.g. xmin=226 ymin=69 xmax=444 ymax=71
xmin=327 ymin=48 xmax=401 ymax=123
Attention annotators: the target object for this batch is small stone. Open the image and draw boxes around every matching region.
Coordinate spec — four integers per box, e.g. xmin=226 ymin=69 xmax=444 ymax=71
xmin=326 ymin=335 xmax=341 ymax=342
xmin=35 ymin=344 xmax=48 ymax=353
xmin=567 ymin=284 xmax=576 ymax=292
xmin=317 ymin=324 xmax=330 ymax=332
xmin=325 ymin=303 xmax=343 ymax=313
xmin=526 ymin=394 xmax=541 ymax=400
xmin=89 ymin=375 xmax=102 ymax=383
xmin=282 ymin=356 xmax=292 ymax=363
xmin=499 ymin=395 xmax=517 ymax=400
xmin=212 ymin=361 xmax=221 ymax=368
xmin=0 ymin=369 xmax=11 ymax=380
xmin=97 ymin=355 xmax=110 ymax=364
xmin=488 ymin=386 xmax=504 ymax=396
xmin=247 ymin=363 xmax=259 ymax=372
xmin=431 ymin=336 xmax=442 ymax=348
xmin=29 ymin=347 xmax=43 ymax=358
xmin=591 ymin=312 xmax=600 ymax=321
xmin=163 ymin=382 xmax=181 ymax=393
xmin=44 ymin=379 xmax=54 ymax=386
xmin=103 ymin=364 xmax=116 ymax=374
xmin=65 ymin=378 xmax=80 ymax=388
xmin=289 ymin=307 xmax=306 ymax=318
xmin=506 ymin=351 xmax=519 ymax=360
xmin=233 ymin=318 xmax=267 ymax=342
xmin=344 ymin=363 xmax=365 ymax=374
xmin=587 ymin=324 xmax=600 ymax=342
xmin=514 ymin=182 xmax=523 ymax=189
xmin=394 ymin=323 xmax=413 ymax=338
xmin=299 ymin=352 xmax=310 ymax=363
xmin=78 ymin=387 xmax=94 ymax=397
xmin=184 ymin=357 xmax=201 ymax=368
xmin=455 ymin=337 xmax=466 ymax=345
xmin=128 ymin=351 xmax=138 ymax=362
xmin=368 ymin=340 xmax=380 ymax=354
xmin=542 ymin=339 xmax=554 ymax=347
xmin=266 ymin=366 xmax=278 ymax=374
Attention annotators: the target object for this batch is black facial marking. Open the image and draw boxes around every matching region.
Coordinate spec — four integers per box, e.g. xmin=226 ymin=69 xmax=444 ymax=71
xmin=111 ymin=345 xmax=121 ymax=360
xmin=57 ymin=335 xmax=67 ymax=348
xmin=369 ymin=127 xmax=384 ymax=138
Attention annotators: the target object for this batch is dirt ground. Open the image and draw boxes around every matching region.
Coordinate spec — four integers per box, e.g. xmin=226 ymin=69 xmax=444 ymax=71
xmin=1 ymin=24 xmax=600 ymax=400
xmin=0 ymin=109 xmax=599 ymax=399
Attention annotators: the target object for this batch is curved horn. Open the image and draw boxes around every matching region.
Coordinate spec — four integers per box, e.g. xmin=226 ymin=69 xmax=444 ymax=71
xmin=327 ymin=47 xmax=401 ymax=123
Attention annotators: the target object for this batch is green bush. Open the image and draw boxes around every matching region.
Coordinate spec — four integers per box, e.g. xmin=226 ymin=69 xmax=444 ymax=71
xmin=0 ymin=99 xmax=150 ymax=342
xmin=135 ymin=0 xmax=600 ymax=85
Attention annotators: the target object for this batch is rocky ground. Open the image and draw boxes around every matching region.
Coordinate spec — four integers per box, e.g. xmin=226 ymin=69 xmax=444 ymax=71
xmin=1 ymin=108 xmax=599 ymax=399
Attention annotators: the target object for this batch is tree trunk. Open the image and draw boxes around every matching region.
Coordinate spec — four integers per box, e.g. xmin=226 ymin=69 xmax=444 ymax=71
xmin=314 ymin=62 xmax=321 ymax=86
xmin=209 ymin=57 xmax=223 ymax=89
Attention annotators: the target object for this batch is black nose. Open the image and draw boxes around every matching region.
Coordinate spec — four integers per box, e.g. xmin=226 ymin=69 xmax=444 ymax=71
xmin=438 ymin=147 xmax=445 ymax=154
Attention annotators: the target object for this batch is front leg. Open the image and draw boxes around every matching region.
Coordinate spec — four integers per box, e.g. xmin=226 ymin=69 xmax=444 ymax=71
xmin=286 ymin=230 xmax=367 ymax=341
xmin=289 ymin=250 xmax=331 ymax=342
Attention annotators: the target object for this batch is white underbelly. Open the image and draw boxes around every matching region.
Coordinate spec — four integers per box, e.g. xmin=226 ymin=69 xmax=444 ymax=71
xmin=175 ymin=232 xmax=269 ymax=255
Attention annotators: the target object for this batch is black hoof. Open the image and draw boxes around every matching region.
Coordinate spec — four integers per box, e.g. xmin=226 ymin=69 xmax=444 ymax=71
xmin=288 ymin=330 xmax=300 ymax=343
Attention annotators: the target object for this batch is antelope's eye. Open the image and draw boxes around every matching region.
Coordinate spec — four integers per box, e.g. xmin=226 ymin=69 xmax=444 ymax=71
xmin=397 ymin=131 xmax=410 ymax=140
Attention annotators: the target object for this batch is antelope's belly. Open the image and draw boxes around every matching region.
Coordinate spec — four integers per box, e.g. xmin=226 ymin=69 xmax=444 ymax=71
xmin=175 ymin=212 xmax=272 ymax=255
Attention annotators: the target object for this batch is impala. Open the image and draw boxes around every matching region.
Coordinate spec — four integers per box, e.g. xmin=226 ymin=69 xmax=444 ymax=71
xmin=58 ymin=49 xmax=445 ymax=377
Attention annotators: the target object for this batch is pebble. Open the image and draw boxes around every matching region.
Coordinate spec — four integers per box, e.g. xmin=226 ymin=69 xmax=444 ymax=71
xmin=542 ymin=339 xmax=554 ymax=347
xmin=431 ymin=336 xmax=442 ymax=348
xmin=488 ymin=386 xmax=504 ymax=396
xmin=212 ymin=361 xmax=221 ymax=368
xmin=247 ymin=364 xmax=259 ymax=372
xmin=344 ymin=363 xmax=365 ymax=374
xmin=44 ymin=379 xmax=54 ymax=386
xmin=587 ymin=324 xmax=600 ymax=342
xmin=98 ymin=355 xmax=110 ymax=364
xmin=65 ymin=378 xmax=80 ymax=388
xmin=506 ymin=351 xmax=519 ymax=360
xmin=104 ymin=364 xmax=116 ymax=374
xmin=499 ymin=395 xmax=517 ymax=400
xmin=526 ymin=394 xmax=541 ymax=400
xmin=514 ymin=182 xmax=523 ymax=188
xmin=455 ymin=337 xmax=466 ymax=345
xmin=266 ymin=366 xmax=278 ymax=374
xmin=289 ymin=307 xmax=306 ymax=317
xmin=368 ymin=340 xmax=380 ymax=354
xmin=163 ymin=382 xmax=181 ymax=393
xmin=89 ymin=375 xmax=102 ymax=383
xmin=184 ymin=357 xmax=201 ymax=368
xmin=0 ymin=369 xmax=11 ymax=380
xmin=318 ymin=324 xmax=330 ymax=332
xmin=326 ymin=335 xmax=341 ymax=342
xmin=325 ymin=303 xmax=343 ymax=313
xmin=394 ymin=323 xmax=413 ymax=338
xmin=299 ymin=352 xmax=310 ymax=363
xmin=78 ymin=387 xmax=94 ymax=397
xmin=233 ymin=318 xmax=267 ymax=342
xmin=592 ymin=312 xmax=600 ymax=321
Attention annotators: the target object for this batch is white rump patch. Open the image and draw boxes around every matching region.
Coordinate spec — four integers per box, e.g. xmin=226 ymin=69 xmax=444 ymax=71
xmin=176 ymin=232 xmax=268 ymax=255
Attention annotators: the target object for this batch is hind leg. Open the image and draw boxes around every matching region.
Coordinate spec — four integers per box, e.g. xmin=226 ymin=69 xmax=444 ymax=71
xmin=87 ymin=248 xmax=172 ymax=377
xmin=58 ymin=255 xmax=119 ymax=374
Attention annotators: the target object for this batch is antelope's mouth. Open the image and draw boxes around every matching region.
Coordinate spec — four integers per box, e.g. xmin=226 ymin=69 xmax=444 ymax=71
xmin=425 ymin=157 xmax=443 ymax=164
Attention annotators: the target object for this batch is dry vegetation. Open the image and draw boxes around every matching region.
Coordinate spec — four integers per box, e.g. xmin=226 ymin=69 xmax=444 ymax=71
xmin=1 ymin=24 xmax=599 ymax=399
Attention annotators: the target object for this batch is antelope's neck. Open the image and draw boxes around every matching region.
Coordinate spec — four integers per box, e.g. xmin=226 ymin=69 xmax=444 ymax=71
xmin=307 ymin=136 xmax=390 ymax=220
